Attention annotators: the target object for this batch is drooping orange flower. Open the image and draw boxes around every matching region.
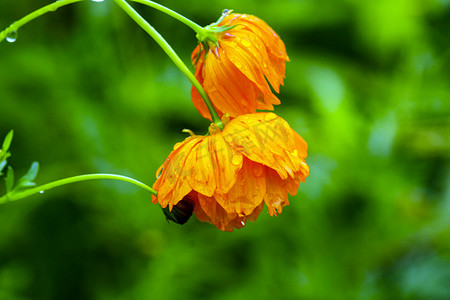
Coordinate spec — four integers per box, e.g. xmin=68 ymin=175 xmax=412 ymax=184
xmin=152 ymin=113 xmax=309 ymax=231
xmin=191 ymin=12 xmax=290 ymax=120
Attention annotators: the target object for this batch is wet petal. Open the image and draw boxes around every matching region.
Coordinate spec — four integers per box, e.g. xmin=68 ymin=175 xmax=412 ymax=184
xmin=264 ymin=168 xmax=289 ymax=216
xmin=154 ymin=137 xmax=202 ymax=208
xmin=246 ymin=201 xmax=264 ymax=222
xmin=203 ymin=47 xmax=255 ymax=116
xmin=209 ymin=133 xmax=243 ymax=195
xmin=293 ymin=129 xmax=308 ymax=159
xmin=223 ymin=113 xmax=302 ymax=179
xmin=224 ymin=158 xmax=266 ymax=215
xmin=197 ymin=194 xmax=241 ymax=231
xmin=221 ymin=40 xmax=273 ymax=100
xmin=184 ymin=138 xmax=216 ymax=197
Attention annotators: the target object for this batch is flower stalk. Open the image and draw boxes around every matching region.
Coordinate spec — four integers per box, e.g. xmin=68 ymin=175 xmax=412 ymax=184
xmin=113 ymin=0 xmax=223 ymax=128
xmin=0 ymin=173 xmax=156 ymax=204
xmin=129 ymin=0 xmax=204 ymax=34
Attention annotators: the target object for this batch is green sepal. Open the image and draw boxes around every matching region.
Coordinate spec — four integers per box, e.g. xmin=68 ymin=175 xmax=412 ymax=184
xmin=196 ymin=23 xmax=236 ymax=48
xmin=205 ymin=24 xmax=237 ymax=33
xmin=15 ymin=162 xmax=39 ymax=190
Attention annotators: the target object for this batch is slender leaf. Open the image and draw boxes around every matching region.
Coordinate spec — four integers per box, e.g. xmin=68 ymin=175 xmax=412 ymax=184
xmin=2 ymin=130 xmax=14 ymax=153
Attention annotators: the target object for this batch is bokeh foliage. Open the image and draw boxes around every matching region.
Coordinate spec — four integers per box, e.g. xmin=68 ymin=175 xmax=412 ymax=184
xmin=1 ymin=0 xmax=449 ymax=299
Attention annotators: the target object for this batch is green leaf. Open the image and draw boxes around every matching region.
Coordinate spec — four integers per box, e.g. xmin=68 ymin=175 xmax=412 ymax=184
xmin=2 ymin=130 xmax=13 ymax=153
xmin=5 ymin=166 xmax=14 ymax=193
xmin=16 ymin=162 xmax=39 ymax=190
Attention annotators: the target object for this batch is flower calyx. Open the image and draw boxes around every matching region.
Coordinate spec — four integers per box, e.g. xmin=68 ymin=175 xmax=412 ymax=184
xmin=195 ymin=9 xmax=237 ymax=49
xmin=208 ymin=113 xmax=230 ymax=134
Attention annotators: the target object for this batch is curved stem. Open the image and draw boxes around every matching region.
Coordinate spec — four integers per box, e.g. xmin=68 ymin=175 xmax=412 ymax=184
xmin=0 ymin=173 xmax=157 ymax=204
xmin=0 ymin=0 xmax=83 ymax=42
xmin=129 ymin=0 xmax=204 ymax=34
xmin=114 ymin=0 xmax=222 ymax=128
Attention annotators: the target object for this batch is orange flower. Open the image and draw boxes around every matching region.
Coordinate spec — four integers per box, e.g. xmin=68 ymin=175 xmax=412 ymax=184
xmin=191 ymin=12 xmax=290 ymax=120
xmin=152 ymin=113 xmax=309 ymax=231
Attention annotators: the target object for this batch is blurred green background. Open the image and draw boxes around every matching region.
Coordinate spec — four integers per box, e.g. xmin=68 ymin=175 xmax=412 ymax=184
xmin=1 ymin=0 xmax=449 ymax=299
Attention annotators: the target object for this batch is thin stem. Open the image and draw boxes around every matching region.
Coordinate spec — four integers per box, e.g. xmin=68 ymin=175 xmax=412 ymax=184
xmin=114 ymin=0 xmax=222 ymax=128
xmin=129 ymin=0 xmax=204 ymax=34
xmin=0 ymin=0 xmax=83 ymax=42
xmin=0 ymin=173 xmax=157 ymax=204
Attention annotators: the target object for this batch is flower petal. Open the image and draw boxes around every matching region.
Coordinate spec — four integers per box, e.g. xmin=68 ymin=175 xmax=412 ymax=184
xmin=246 ymin=201 xmax=264 ymax=222
xmin=209 ymin=132 xmax=243 ymax=195
xmin=196 ymin=194 xmax=244 ymax=231
xmin=231 ymin=28 xmax=284 ymax=95
xmin=183 ymin=137 xmax=216 ymax=197
xmin=153 ymin=137 xmax=202 ymax=209
xmin=221 ymin=40 xmax=276 ymax=104
xmin=223 ymin=113 xmax=303 ymax=180
xmin=223 ymin=158 xmax=266 ymax=215
xmin=264 ymin=168 xmax=289 ymax=216
xmin=222 ymin=14 xmax=289 ymax=92
xmin=232 ymin=14 xmax=289 ymax=61
xmin=191 ymin=48 xmax=212 ymax=120
xmin=203 ymin=47 xmax=256 ymax=116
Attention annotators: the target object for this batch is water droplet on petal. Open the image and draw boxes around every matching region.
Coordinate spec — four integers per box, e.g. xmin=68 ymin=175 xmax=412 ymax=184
xmin=232 ymin=59 xmax=243 ymax=69
xmin=240 ymin=221 xmax=246 ymax=226
xmin=264 ymin=113 xmax=278 ymax=122
xmin=222 ymin=9 xmax=231 ymax=16
xmin=241 ymin=39 xmax=252 ymax=48
xmin=231 ymin=154 xmax=243 ymax=166
xmin=252 ymin=164 xmax=264 ymax=177
xmin=6 ymin=31 xmax=17 ymax=43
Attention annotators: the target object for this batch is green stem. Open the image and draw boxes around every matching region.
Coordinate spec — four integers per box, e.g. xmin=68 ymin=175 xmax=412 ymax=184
xmin=0 ymin=0 xmax=83 ymax=42
xmin=0 ymin=173 xmax=157 ymax=204
xmin=128 ymin=0 xmax=204 ymax=34
xmin=113 ymin=0 xmax=222 ymax=128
